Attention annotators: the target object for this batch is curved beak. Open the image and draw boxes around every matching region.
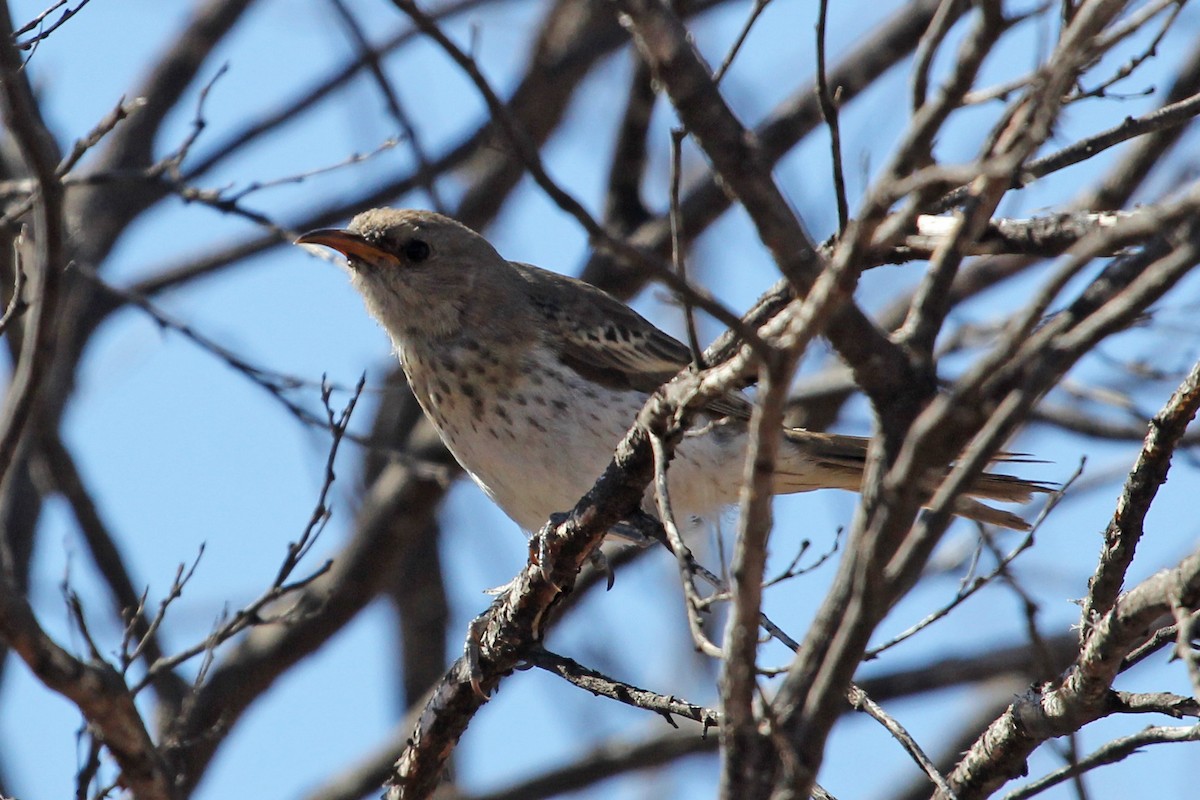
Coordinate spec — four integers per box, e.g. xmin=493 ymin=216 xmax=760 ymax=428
xmin=295 ymin=228 xmax=387 ymax=264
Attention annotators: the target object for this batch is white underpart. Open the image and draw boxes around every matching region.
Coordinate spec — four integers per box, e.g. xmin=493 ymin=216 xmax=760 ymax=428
xmin=405 ymin=347 xmax=752 ymax=533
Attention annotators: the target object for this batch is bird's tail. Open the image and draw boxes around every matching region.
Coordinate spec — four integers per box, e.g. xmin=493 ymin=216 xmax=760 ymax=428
xmin=774 ymin=429 xmax=1053 ymax=531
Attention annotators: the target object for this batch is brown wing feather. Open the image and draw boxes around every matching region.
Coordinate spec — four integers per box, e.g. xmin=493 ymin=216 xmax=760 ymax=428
xmin=512 ymin=262 xmax=750 ymax=417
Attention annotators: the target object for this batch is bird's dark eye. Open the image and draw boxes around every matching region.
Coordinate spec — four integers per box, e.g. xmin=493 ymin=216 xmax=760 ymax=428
xmin=403 ymin=238 xmax=431 ymax=263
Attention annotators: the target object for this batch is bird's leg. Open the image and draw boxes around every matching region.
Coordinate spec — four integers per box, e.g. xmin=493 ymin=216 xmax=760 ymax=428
xmin=463 ymin=611 xmax=491 ymax=699
xmin=530 ymin=511 xmax=571 ymax=591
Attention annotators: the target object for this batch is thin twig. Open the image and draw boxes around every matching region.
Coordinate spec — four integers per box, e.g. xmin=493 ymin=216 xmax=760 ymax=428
xmin=124 ymin=549 xmax=204 ymax=675
xmin=712 ymin=0 xmax=771 ymax=85
xmin=528 ymin=647 xmax=720 ymax=729
xmin=762 ymin=527 xmax=842 ymax=588
xmin=13 ymin=0 xmax=92 ymax=49
xmin=847 ymin=682 xmax=958 ymax=799
xmin=910 ymin=0 xmax=961 ymax=111
xmin=136 ymin=379 xmax=363 ymax=690
xmin=222 ymin=139 xmax=399 ymax=203
xmin=326 ymin=0 xmax=445 ymax=212
xmin=57 ymin=96 xmax=146 ymax=177
xmin=181 ymin=0 xmax=500 ymax=183
xmin=74 ymin=266 xmax=449 ymax=478
xmin=670 ymin=127 xmax=704 ymax=368
xmin=0 ymin=228 xmax=28 ymax=337
xmin=815 ymin=0 xmax=848 ymax=233
xmin=156 ymin=63 xmax=229 ymax=178
xmin=649 ymin=432 xmax=723 ymax=658
xmin=938 ymin=89 xmax=1200 ymax=211
xmin=1072 ymin=0 xmax=1184 ymax=100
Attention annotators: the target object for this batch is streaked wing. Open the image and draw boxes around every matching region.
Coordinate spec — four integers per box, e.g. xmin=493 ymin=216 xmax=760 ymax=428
xmin=557 ymin=314 xmax=692 ymax=391
xmin=512 ymin=261 xmax=751 ymax=418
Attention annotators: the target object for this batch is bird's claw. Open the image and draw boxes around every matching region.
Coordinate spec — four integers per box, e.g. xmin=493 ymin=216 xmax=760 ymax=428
xmin=465 ymin=613 xmax=490 ymax=699
xmin=589 ymin=547 xmax=615 ymax=591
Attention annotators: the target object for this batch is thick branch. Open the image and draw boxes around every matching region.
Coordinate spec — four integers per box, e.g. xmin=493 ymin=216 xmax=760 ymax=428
xmin=944 ymin=548 xmax=1200 ymax=800
xmin=1081 ymin=356 xmax=1200 ymax=633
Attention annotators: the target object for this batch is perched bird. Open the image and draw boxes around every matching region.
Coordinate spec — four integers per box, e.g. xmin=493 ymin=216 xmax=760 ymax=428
xmin=297 ymin=209 xmax=1047 ymax=532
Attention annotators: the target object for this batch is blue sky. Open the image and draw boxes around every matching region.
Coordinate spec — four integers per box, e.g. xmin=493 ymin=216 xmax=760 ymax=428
xmin=4 ymin=0 xmax=1200 ymax=798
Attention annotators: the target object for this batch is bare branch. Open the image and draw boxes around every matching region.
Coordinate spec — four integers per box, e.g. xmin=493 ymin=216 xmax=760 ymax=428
xmin=326 ymin=0 xmax=445 ymax=211
xmin=1080 ymin=355 xmax=1200 ymax=637
xmin=35 ymin=433 xmax=188 ymax=709
xmin=0 ymin=228 xmax=28 ymax=337
xmin=1002 ymin=724 xmax=1200 ymax=800
xmin=0 ymin=3 xmax=65 ymax=489
xmin=847 ymin=683 xmax=957 ymax=799
xmin=815 ymin=0 xmax=848 ymax=233
xmin=946 ymin=546 xmax=1200 ymax=800
xmin=138 ymin=380 xmax=362 ymax=689
xmin=868 ymin=465 xmax=1078 ymax=659
xmin=616 ymin=0 xmax=915 ymax=409
xmin=712 ymin=0 xmax=772 ymax=84
xmin=528 ymin=647 xmax=720 ymax=728
xmin=938 ymin=88 xmax=1200 ymax=211
xmin=13 ymin=0 xmax=93 ymax=49
xmin=650 ymin=433 xmax=724 ymax=658
xmin=721 ymin=356 xmax=792 ymax=791
xmin=0 ymin=562 xmax=170 ymax=799
xmin=56 ymin=96 xmax=147 ymax=177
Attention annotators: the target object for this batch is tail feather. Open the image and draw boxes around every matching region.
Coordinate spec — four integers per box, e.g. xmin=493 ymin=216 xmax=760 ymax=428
xmin=959 ymin=471 xmax=1056 ymax=503
xmin=775 ymin=429 xmax=1053 ymax=531
xmin=952 ymin=497 xmax=1034 ymax=530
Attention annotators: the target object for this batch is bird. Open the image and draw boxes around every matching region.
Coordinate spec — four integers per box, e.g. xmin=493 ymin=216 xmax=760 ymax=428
xmin=296 ymin=208 xmax=1048 ymax=533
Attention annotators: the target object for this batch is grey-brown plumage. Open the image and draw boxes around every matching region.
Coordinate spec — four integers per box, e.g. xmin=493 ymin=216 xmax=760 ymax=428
xmin=297 ymin=208 xmax=1049 ymax=531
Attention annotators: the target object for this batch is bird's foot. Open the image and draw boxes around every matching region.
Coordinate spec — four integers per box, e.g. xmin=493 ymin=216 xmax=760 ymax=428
xmin=464 ymin=612 xmax=491 ymax=699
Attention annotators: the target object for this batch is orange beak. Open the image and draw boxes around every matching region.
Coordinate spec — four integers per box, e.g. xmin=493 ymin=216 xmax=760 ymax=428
xmin=295 ymin=228 xmax=389 ymax=263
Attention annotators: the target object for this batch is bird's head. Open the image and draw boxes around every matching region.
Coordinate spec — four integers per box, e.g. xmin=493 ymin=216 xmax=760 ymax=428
xmin=297 ymin=208 xmax=526 ymax=344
